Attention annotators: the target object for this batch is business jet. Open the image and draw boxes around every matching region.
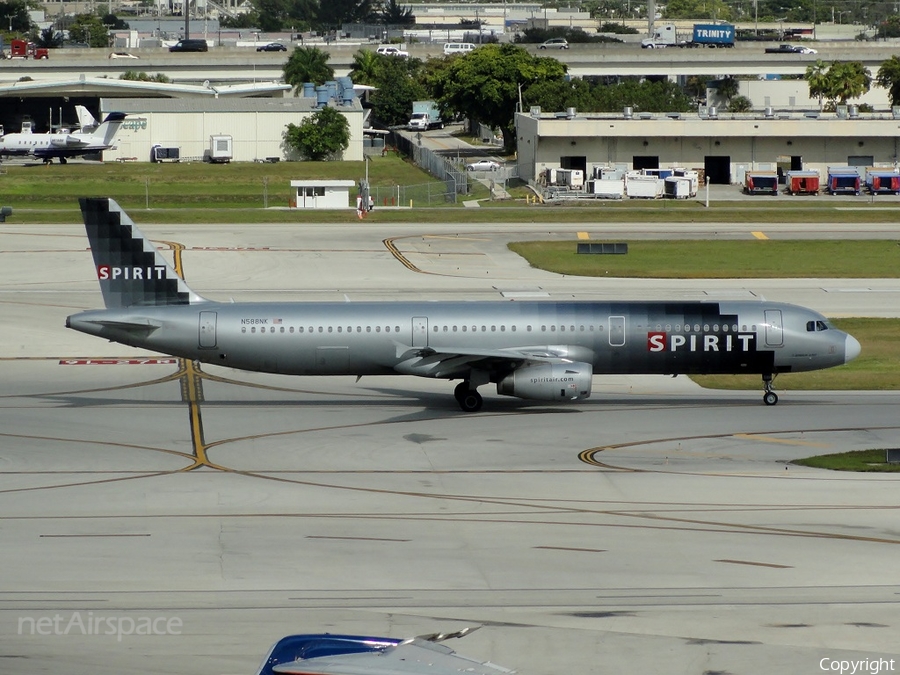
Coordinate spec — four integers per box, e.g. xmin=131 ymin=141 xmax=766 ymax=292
xmin=74 ymin=105 xmax=99 ymax=132
xmin=0 ymin=112 xmax=125 ymax=163
xmin=66 ymin=198 xmax=861 ymax=412
xmin=256 ymin=627 xmax=512 ymax=675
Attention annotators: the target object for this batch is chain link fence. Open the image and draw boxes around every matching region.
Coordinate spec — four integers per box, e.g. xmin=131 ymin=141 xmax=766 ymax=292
xmin=369 ymin=182 xmax=458 ymax=208
xmin=389 ymin=131 xmax=469 ymax=203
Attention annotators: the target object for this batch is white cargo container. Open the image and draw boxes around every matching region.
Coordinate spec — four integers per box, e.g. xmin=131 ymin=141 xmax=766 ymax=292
xmin=209 ymin=134 xmax=233 ymax=163
xmin=671 ymin=169 xmax=699 ymax=196
xmin=591 ymin=179 xmax=625 ymax=199
xmin=556 ymin=168 xmax=584 ymax=189
xmin=625 ymin=173 xmax=663 ymax=198
xmin=664 ymin=176 xmax=692 ymax=199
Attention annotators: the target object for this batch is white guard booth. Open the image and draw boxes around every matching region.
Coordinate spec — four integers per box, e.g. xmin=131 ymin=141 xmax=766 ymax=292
xmin=290 ymin=180 xmax=356 ymax=209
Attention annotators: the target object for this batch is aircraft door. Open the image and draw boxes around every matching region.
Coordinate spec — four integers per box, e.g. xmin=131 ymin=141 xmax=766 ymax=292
xmin=412 ymin=316 xmax=429 ymax=348
xmin=764 ymin=309 xmax=783 ymax=347
xmin=199 ymin=311 xmax=217 ymax=348
xmin=609 ymin=315 xmax=626 ymax=347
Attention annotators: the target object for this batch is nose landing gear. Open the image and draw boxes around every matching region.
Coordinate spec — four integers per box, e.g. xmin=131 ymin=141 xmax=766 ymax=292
xmin=762 ymin=373 xmax=778 ymax=406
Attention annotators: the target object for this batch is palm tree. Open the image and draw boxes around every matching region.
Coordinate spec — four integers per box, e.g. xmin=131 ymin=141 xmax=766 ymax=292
xmin=727 ymin=95 xmax=752 ymax=113
xmin=283 ymin=46 xmax=334 ymax=90
xmin=34 ymin=27 xmax=64 ymax=49
xmin=349 ymin=49 xmax=381 ymax=85
xmin=713 ymin=76 xmax=739 ymax=107
xmin=829 ymin=61 xmax=871 ymax=105
xmin=805 ymin=60 xmax=829 ymax=110
xmin=876 ymin=55 xmax=900 ymax=107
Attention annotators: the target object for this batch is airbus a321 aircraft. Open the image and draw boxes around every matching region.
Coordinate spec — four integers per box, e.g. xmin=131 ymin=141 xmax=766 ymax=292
xmin=255 ymin=627 xmax=513 ymax=675
xmin=66 ymin=198 xmax=861 ymax=412
xmin=0 ymin=112 xmax=125 ymax=163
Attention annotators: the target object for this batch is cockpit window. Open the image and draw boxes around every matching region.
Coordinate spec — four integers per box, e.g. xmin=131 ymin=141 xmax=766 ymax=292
xmin=807 ymin=320 xmax=829 ymax=332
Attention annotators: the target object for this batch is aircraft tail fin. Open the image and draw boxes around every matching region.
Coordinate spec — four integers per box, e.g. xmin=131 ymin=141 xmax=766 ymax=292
xmin=94 ymin=112 xmax=126 ymax=146
xmin=74 ymin=105 xmax=98 ymax=131
xmin=79 ymin=197 xmax=206 ymax=308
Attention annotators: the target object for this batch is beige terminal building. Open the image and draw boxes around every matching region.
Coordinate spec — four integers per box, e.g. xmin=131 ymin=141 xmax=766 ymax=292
xmin=515 ymin=107 xmax=900 ymax=184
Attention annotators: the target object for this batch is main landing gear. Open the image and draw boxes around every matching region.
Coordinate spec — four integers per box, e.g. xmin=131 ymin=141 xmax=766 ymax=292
xmin=762 ymin=373 xmax=778 ymax=406
xmin=454 ymin=381 xmax=483 ymax=413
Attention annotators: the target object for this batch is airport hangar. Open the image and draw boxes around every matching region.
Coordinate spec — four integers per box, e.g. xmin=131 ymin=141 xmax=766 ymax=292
xmin=0 ymin=77 xmax=366 ymax=162
xmin=515 ymin=106 xmax=900 ymax=185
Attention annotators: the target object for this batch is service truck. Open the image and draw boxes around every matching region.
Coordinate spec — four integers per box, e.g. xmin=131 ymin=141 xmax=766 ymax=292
xmin=642 ymin=23 xmax=735 ymax=48
xmin=407 ymin=101 xmax=443 ymax=131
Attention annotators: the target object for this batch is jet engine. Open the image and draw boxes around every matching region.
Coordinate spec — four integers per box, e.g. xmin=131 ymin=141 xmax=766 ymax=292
xmin=497 ymin=361 xmax=592 ymax=401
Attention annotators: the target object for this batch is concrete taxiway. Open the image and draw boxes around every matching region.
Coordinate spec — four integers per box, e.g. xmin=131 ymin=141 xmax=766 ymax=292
xmin=1 ymin=219 xmax=899 ymax=675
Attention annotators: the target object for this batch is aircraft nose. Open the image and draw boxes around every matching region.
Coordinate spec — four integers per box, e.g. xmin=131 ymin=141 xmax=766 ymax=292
xmin=844 ymin=334 xmax=861 ymax=364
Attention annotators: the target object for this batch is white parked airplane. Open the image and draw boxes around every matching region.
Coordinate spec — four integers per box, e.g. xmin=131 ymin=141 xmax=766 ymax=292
xmin=0 ymin=111 xmax=125 ymax=163
xmin=66 ymin=198 xmax=861 ymax=412
xmin=74 ymin=105 xmax=99 ymax=132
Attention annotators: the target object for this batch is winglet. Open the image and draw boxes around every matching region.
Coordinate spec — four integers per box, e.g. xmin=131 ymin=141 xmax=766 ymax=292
xmin=79 ymin=197 xmax=205 ymax=308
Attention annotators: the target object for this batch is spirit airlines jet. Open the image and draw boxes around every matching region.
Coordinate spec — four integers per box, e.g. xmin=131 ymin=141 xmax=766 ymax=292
xmin=0 ymin=112 xmax=125 ymax=163
xmin=66 ymin=198 xmax=861 ymax=412
xmin=255 ymin=627 xmax=513 ymax=675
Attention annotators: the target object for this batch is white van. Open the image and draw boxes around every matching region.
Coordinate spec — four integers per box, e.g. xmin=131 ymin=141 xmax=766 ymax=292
xmin=443 ymin=42 xmax=476 ymax=55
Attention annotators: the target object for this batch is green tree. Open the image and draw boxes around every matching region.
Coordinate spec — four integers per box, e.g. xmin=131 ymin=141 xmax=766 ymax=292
xmin=34 ymin=26 xmax=64 ymax=48
xmin=684 ymin=75 xmax=712 ymax=103
xmin=283 ymin=106 xmax=350 ymax=160
xmin=877 ymin=15 xmax=900 ymax=38
xmin=806 ymin=60 xmax=871 ymax=109
xmin=427 ymin=43 xmax=566 ymax=152
xmin=0 ymin=0 xmax=31 ymax=34
xmin=379 ymin=0 xmax=415 ymax=26
xmin=805 ymin=60 xmax=829 ymax=109
xmin=662 ymin=0 xmax=732 ymax=21
xmin=829 ymin=61 xmax=871 ymax=105
xmin=876 ymin=55 xmax=900 ymax=107
xmin=317 ymin=0 xmax=374 ymax=28
xmin=220 ymin=12 xmax=260 ymax=28
xmin=727 ymin=95 xmax=753 ymax=112
xmin=254 ymin=0 xmax=292 ymax=31
xmin=68 ymin=14 xmax=109 ymax=48
xmin=101 ymin=13 xmax=129 ymax=29
xmin=120 ymin=71 xmax=171 ymax=83
xmin=283 ymin=46 xmax=334 ymax=89
xmin=715 ymin=76 xmax=739 ymax=103
xmin=349 ymin=49 xmax=382 ymax=85
xmin=368 ymin=55 xmax=426 ymax=126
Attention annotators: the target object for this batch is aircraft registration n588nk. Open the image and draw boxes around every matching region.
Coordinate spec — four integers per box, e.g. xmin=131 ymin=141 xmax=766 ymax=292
xmin=66 ymin=198 xmax=861 ymax=412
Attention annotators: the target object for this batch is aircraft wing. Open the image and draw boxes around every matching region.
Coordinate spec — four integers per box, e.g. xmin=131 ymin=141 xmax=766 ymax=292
xmin=263 ymin=634 xmax=514 ymax=675
xmin=395 ymin=345 xmax=579 ymax=379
